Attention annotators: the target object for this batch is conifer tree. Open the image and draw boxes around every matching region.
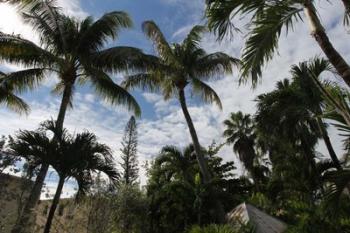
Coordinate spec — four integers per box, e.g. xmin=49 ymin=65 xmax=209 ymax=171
xmin=120 ymin=116 xmax=139 ymax=185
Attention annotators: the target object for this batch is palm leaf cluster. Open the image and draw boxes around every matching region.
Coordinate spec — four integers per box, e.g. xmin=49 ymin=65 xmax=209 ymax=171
xmin=123 ymin=21 xmax=239 ymax=108
xmin=206 ymin=0 xmax=350 ymax=87
xmin=0 ymin=0 xmax=154 ymax=116
xmin=9 ymin=120 xmax=119 ymax=196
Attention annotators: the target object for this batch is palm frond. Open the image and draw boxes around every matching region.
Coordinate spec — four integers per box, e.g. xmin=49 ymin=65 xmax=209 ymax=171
xmin=78 ymin=11 xmax=133 ymax=53
xmin=342 ymin=0 xmax=350 ymax=26
xmin=142 ymin=21 xmax=179 ymax=66
xmin=323 ymin=169 xmax=350 ymax=211
xmin=191 ymin=78 xmax=222 ymax=109
xmin=88 ymin=46 xmax=149 ymax=73
xmin=122 ymin=73 xmax=162 ymax=93
xmin=194 ymin=52 xmax=240 ymax=80
xmin=86 ymin=68 xmax=141 ymax=117
xmin=240 ymin=4 xmax=302 ymax=86
xmin=0 ymin=90 xmax=29 ymax=114
xmin=183 ymin=25 xmax=206 ymax=52
xmin=1 ymin=68 xmax=46 ymax=93
xmin=206 ymin=0 xmax=268 ymax=40
xmin=0 ymin=33 xmax=58 ymax=67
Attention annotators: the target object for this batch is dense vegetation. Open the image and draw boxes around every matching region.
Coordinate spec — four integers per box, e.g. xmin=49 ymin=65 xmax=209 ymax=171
xmin=0 ymin=0 xmax=350 ymax=233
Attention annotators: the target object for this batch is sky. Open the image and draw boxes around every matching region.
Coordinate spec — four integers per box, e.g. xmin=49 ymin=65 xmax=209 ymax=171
xmin=0 ymin=0 xmax=349 ymax=198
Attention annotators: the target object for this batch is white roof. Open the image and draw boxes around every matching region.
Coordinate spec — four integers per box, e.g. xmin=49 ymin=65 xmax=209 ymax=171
xmin=227 ymin=202 xmax=287 ymax=233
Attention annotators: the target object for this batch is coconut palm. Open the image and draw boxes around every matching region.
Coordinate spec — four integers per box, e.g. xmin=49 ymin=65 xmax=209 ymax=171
xmin=123 ymin=21 xmax=239 ymax=184
xmin=9 ymin=120 xmax=119 ymax=233
xmin=206 ymin=0 xmax=350 ymax=87
xmin=1 ymin=2 xmax=147 ymax=232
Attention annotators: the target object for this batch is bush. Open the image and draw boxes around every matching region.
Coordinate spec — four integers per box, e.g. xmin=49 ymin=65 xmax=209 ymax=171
xmin=188 ymin=224 xmax=254 ymax=233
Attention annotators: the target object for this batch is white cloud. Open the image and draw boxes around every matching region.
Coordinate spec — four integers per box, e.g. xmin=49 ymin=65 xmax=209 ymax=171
xmin=1 ymin=0 xmax=349 ymax=197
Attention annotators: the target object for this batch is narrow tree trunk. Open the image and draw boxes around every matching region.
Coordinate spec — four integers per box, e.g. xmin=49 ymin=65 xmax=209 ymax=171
xmin=304 ymin=1 xmax=350 ymax=87
xmin=178 ymin=89 xmax=211 ymax=184
xmin=316 ymin=118 xmax=342 ymax=170
xmin=11 ymin=84 xmax=73 ymax=233
xmin=11 ymin=164 xmax=49 ymax=233
xmin=43 ymin=177 xmax=65 ymax=233
xmin=178 ymin=89 xmax=226 ymax=223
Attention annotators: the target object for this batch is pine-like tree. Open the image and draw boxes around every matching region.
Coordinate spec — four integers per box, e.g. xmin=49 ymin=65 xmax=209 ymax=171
xmin=120 ymin=116 xmax=139 ymax=185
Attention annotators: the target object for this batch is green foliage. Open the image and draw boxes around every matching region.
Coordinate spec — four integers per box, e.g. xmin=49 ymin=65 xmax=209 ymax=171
xmin=9 ymin=120 xmax=119 ymax=196
xmin=111 ymin=184 xmax=148 ymax=233
xmin=120 ymin=116 xmax=139 ymax=186
xmin=146 ymin=144 xmax=250 ymax=233
xmin=123 ymin=21 xmax=239 ymax=107
xmin=0 ymin=1 xmax=145 ymax=116
xmin=188 ymin=224 xmax=254 ymax=233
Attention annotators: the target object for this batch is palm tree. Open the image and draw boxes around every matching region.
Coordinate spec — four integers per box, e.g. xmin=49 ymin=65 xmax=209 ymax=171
xmin=255 ymin=79 xmax=321 ymax=194
xmin=0 ymin=2 xmax=147 ymax=232
xmin=223 ymin=112 xmax=256 ymax=177
xmin=156 ymin=145 xmax=197 ymax=184
xmin=123 ymin=21 xmax=239 ymax=184
xmin=206 ymin=0 xmax=350 ymax=87
xmin=9 ymin=120 xmax=119 ymax=233
xmin=290 ymin=58 xmax=343 ymax=170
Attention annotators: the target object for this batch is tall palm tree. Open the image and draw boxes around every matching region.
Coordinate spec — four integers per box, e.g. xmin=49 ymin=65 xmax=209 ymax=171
xmin=290 ymin=58 xmax=342 ymax=170
xmin=123 ymin=21 xmax=239 ymax=184
xmin=206 ymin=0 xmax=350 ymax=87
xmin=223 ymin=111 xmax=256 ymax=177
xmin=9 ymin=120 xmax=119 ymax=233
xmin=0 ymin=2 xmax=148 ymax=232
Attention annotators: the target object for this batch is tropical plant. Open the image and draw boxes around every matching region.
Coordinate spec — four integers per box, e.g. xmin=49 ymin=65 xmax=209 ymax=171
xmin=146 ymin=144 xmax=249 ymax=233
xmin=0 ymin=70 xmax=34 ymax=114
xmin=0 ymin=2 xmax=149 ymax=231
xmin=223 ymin=112 xmax=256 ymax=177
xmin=255 ymin=78 xmax=322 ymax=201
xmin=8 ymin=120 xmax=119 ymax=233
xmin=206 ymin=0 xmax=350 ymax=87
xmin=123 ymin=21 xmax=239 ymax=184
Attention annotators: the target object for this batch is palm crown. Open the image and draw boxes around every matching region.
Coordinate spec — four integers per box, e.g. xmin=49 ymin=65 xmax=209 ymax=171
xmin=9 ymin=120 xmax=119 ymax=194
xmin=223 ymin=111 xmax=256 ymax=171
xmin=123 ymin=21 xmax=239 ymax=108
xmin=0 ymin=0 xmax=151 ymax=117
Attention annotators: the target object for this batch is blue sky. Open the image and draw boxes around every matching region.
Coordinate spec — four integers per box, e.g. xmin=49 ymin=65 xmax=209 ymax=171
xmin=0 ymin=0 xmax=349 ymax=198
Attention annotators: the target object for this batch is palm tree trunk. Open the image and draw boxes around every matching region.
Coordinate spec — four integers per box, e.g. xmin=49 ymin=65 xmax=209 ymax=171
xmin=10 ymin=164 xmax=49 ymax=233
xmin=304 ymin=1 xmax=350 ymax=87
xmin=316 ymin=118 xmax=342 ymax=170
xmin=43 ymin=176 xmax=65 ymax=233
xmin=178 ymin=89 xmax=211 ymax=184
xmin=11 ymin=84 xmax=73 ymax=233
xmin=178 ymin=89 xmax=226 ymax=223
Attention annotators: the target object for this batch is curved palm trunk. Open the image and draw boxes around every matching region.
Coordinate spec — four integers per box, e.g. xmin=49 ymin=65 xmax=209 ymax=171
xmin=304 ymin=1 xmax=350 ymax=87
xmin=178 ymin=89 xmax=225 ymax=223
xmin=316 ymin=118 xmax=342 ymax=170
xmin=11 ymin=84 xmax=73 ymax=233
xmin=43 ymin=176 xmax=65 ymax=233
xmin=178 ymin=89 xmax=211 ymax=184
